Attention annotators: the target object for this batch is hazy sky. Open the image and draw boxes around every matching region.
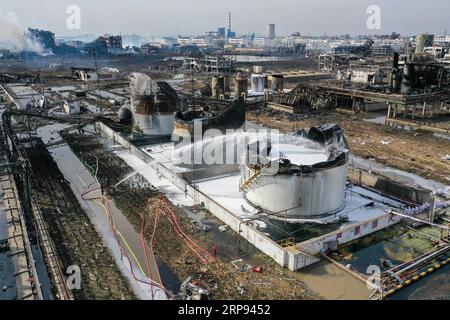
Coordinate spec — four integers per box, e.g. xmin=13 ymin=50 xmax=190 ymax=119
xmin=2 ymin=0 xmax=449 ymax=37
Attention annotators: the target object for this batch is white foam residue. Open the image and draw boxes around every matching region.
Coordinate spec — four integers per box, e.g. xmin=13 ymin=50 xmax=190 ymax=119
xmin=116 ymin=151 xmax=194 ymax=207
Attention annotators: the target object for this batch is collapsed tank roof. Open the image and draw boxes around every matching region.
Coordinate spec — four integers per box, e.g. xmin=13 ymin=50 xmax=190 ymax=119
xmin=172 ymin=97 xmax=246 ymax=139
xmin=248 ymin=124 xmax=350 ymax=174
xmin=279 ymin=124 xmax=349 ymax=173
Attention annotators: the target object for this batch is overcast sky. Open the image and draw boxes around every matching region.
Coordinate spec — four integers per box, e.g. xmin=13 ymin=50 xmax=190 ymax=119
xmin=2 ymin=0 xmax=449 ymax=37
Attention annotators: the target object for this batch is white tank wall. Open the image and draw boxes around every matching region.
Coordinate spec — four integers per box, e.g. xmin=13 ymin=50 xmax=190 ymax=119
xmin=245 ymin=164 xmax=348 ymax=218
xmin=132 ymin=113 xmax=174 ymax=135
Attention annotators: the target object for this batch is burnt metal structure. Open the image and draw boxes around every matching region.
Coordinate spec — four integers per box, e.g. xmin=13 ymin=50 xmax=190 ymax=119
xmin=1 ymin=110 xmax=76 ymax=300
xmin=172 ymin=97 xmax=246 ymax=141
xmin=267 ymin=77 xmax=450 ymax=115
xmin=183 ymin=53 xmax=233 ymax=74
xmin=130 ymin=74 xmax=185 ymax=136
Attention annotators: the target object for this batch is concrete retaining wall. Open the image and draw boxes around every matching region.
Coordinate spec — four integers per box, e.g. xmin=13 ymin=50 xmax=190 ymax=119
xmin=348 ymin=167 xmax=432 ymax=205
xmin=294 ymin=212 xmax=402 ymax=270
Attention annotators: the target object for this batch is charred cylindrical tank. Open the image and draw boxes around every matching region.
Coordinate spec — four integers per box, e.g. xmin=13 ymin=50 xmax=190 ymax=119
xmin=401 ymin=63 xmax=414 ymax=95
xmin=223 ymin=75 xmax=231 ymax=92
xmin=235 ymin=72 xmax=248 ymax=98
xmin=211 ymin=76 xmax=225 ymax=98
xmin=130 ymin=73 xmax=183 ymax=135
xmin=250 ymin=74 xmax=267 ymax=93
xmin=268 ymin=74 xmax=284 ymax=92
xmin=118 ymin=105 xmax=132 ymax=122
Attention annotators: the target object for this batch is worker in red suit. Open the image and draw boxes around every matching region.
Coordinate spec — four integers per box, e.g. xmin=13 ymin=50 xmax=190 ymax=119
xmin=212 ymin=244 xmax=217 ymax=257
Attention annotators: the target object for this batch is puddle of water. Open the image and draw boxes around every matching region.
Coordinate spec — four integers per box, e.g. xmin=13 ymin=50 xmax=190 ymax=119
xmin=339 ymin=224 xmax=435 ymax=272
xmin=364 ymin=115 xmax=386 ymax=125
xmin=155 ymin=256 xmax=180 ymax=294
xmin=338 ymin=222 xmax=450 ymax=300
xmin=0 ymin=252 xmax=16 ymax=300
xmin=31 ymin=245 xmax=54 ymax=300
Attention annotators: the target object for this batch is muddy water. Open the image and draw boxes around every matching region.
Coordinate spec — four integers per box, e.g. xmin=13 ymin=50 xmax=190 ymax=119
xmin=0 ymin=197 xmax=15 ymax=300
xmin=339 ymin=223 xmax=449 ymax=300
xmin=340 ymin=226 xmax=434 ymax=270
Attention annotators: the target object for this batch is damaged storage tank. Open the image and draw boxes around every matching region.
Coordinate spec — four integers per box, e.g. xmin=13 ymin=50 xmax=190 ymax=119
xmin=251 ymin=74 xmax=267 ymax=93
xmin=172 ymin=97 xmax=246 ymax=142
xmin=118 ymin=105 xmax=132 ymax=122
xmin=130 ymin=73 xmax=184 ymax=135
xmin=240 ymin=124 xmax=349 ymax=220
xmin=211 ymin=76 xmax=225 ymax=98
xmin=235 ymin=73 xmax=248 ymax=98
xmin=268 ymin=74 xmax=284 ymax=92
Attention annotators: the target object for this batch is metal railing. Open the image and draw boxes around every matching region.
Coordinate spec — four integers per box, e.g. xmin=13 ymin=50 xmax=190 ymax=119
xmin=238 ymin=167 xmax=261 ymax=192
xmin=276 ymin=237 xmax=296 ymax=248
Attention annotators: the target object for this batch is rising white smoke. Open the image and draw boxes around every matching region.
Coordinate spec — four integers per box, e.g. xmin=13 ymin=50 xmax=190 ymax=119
xmin=0 ymin=8 xmax=44 ymax=52
xmin=130 ymin=72 xmax=159 ymax=96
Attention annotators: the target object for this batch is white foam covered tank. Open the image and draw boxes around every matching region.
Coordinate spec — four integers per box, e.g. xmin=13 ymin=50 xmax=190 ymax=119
xmin=241 ymin=125 xmax=349 ymax=220
xmin=244 ymin=164 xmax=348 ymax=218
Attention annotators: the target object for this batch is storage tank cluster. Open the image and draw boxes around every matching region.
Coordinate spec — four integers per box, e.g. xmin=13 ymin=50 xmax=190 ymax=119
xmin=240 ymin=124 xmax=349 ymax=220
xmin=249 ymin=66 xmax=284 ymax=93
xmin=233 ymin=67 xmax=285 ymax=98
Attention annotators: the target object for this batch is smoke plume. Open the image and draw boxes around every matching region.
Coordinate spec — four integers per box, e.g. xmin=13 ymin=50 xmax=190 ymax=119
xmin=0 ymin=8 xmax=43 ymax=52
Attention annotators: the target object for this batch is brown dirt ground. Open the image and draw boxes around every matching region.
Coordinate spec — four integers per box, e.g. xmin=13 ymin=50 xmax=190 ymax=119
xmin=247 ymin=108 xmax=450 ymax=185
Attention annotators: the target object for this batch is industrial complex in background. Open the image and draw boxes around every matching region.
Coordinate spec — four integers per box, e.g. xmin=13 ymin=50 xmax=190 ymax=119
xmin=0 ymin=9 xmax=449 ymax=302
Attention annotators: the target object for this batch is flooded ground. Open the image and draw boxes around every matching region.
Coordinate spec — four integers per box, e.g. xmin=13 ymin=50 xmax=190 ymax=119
xmin=389 ymin=266 xmax=450 ymax=300
xmin=298 ymin=260 xmax=372 ymax=300
xmin=338 ymin=221 xmax=449 ymax=300
xmin=339 ymin=224 xmax=435 ymax=271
